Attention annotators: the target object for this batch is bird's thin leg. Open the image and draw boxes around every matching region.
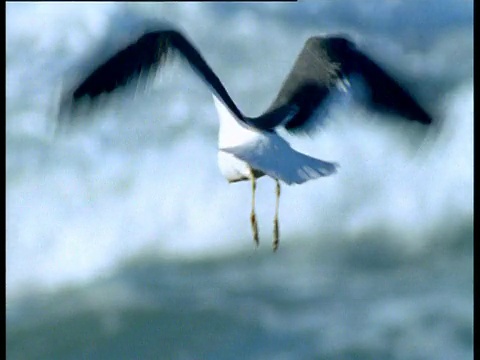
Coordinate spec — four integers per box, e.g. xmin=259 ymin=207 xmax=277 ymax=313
xmin=250 ymin=169 xmax=259 ymax=248
xmin=273 ymin=179 xmax=281 ymax=252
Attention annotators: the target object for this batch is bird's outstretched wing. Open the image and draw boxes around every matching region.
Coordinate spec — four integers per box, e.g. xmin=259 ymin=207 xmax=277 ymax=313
xmin=256 ymin=36 xmax=433 ymax=134
xmin=59 ymin=27 xmax=247 ymax=122
xmin=58 ymin=26 xmax=432 ymax=136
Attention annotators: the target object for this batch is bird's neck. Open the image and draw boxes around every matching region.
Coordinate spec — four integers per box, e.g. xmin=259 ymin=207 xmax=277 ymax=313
xmin=212 ymin=95 xmax=260 ymax=149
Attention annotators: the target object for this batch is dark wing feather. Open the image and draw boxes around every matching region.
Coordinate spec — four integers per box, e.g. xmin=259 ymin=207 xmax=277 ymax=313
xmin=259 ymin=35 xmax=432 ymax=134
xmin=59 ymin=28 xmax=246 ymax=121
xmin=340 ymin=45 xmax=432 ymax=124
xmin=71 ymin=32 xmax=164 ymax=101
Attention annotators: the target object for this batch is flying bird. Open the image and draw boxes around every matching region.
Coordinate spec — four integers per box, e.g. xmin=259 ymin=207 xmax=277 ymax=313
xmin=58 ymin=24 xmax=432 ymax=252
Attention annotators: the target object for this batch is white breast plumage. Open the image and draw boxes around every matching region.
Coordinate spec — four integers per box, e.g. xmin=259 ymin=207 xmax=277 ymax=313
xmin=213 ymin=95 xmax=262 ymax=182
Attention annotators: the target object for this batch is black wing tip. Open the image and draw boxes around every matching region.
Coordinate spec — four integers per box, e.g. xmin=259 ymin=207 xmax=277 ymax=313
xmin=401 ymin=109 xmax=433 ymax=125
xmin=58 ymin=27 xmax=180 ymax=118
xmin=418 ymin=112 xmax=433 ymax=125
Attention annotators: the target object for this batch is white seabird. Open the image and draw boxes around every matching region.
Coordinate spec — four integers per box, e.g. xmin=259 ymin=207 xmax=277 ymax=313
xmin=58 ymin=24 xmax=433 ymax=251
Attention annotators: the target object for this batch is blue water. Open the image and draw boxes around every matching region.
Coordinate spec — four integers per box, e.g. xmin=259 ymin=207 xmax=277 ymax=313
xmin=6 ymin=2 xmax=473 ymax=359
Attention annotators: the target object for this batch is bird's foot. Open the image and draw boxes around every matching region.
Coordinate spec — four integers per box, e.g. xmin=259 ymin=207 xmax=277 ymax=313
xmin=250 ymin=211 xmax=259 ymax=248
xmin=273 ymin=218 xmax=279 ymax=252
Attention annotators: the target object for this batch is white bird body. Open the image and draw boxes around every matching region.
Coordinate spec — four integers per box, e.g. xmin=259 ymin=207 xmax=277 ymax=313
xmin=213 ymin=94 xmax=338 ymax=185
xmin=214 ymin=95 xmax=264 ymax=182
xmin=217 ymin=149 xmax=257 ymax=183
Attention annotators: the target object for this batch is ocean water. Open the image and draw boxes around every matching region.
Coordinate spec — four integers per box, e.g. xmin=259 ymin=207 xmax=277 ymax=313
xmin=6 ymin=2 xmax=473 ymax=360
